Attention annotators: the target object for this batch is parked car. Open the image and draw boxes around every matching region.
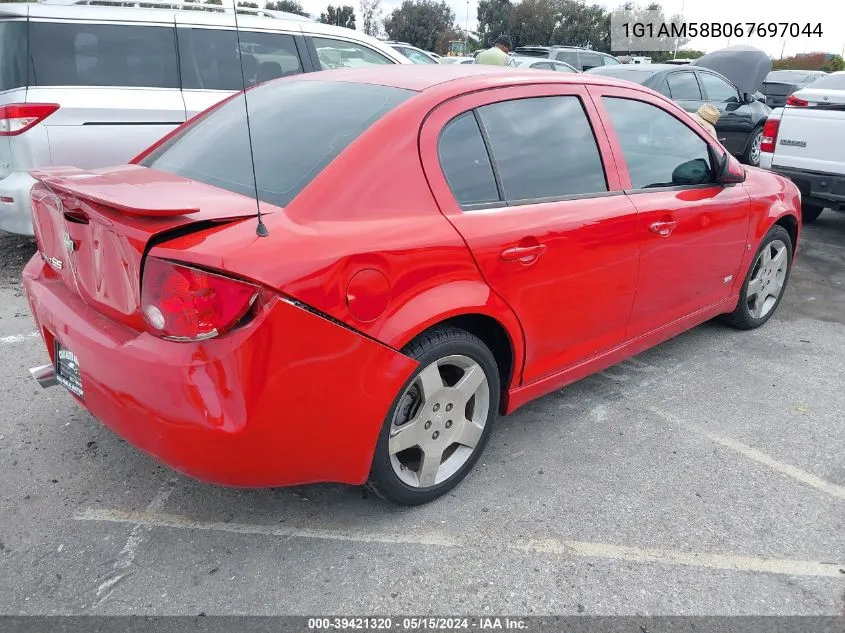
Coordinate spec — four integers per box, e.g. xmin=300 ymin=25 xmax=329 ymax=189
xmin=439 ymin=56 xmax=475 ymax=65
xmin=586 ymin=64 xmax=771 ymax=166
xmin=663 ymin=58 xmax=695 ymax=65
xmin=388 ymin=41 xmax=439 ymax=64
xmin=513 ymin=46 xmax=620 ymax=71
xmin=25 ymin=65 xmax=800 ymax=504
xmin=761 ymin=69 xmax=827 ymax=108
xmin=760 ymin=71 xmax=845 ymax=223
xmin=0 ymin=1 xmax=409 ymax=236
xmin=508 ymin=56 xmax=578 ymax=72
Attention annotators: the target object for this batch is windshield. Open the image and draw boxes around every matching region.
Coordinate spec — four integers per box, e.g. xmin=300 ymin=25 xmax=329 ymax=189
xmin=142 ymin=80 xmax=412 ymax=207
xmin=806 ymin=73 xmax=845 ymax=90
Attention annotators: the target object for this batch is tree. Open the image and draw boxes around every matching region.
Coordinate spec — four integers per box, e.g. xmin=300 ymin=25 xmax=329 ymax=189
xmin=773 ymin=53 xmax=844 ymax=72
xmin=509 ymin=0 xmax=557 ymax=47
xmin=476 ymin=0 xmax=512 ymax=48
xmin=384 ymin=0 xmax=456 ymax=52
xmin=359 ymin=0 xmax=382 ymax=37
xmin=238 ymin=1 xmax=260 ymax=7
xmin=435 ymin=26 xmax=465 ymax=56
xmin=265 ymin=0 xmax=308 ymax=15
xmin=204 ymin=0 xmax=223 ymax=5
xmin=319 ymin=5 xmax=356 ymax=29
xmin=552 ymin=0 xmax=609 ymax=52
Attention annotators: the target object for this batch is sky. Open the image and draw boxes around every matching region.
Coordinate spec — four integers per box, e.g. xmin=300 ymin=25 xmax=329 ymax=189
xmin=290 ymin=0 xmax=844 ymax=59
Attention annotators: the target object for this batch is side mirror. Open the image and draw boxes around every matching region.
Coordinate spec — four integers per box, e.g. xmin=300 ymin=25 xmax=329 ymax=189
xmin=719 ymin=152 xmax=746 ymax=184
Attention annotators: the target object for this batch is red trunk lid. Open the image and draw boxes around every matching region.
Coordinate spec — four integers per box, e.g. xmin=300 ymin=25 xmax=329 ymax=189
xmin=30 ymin=164 xmax=267 ymax=330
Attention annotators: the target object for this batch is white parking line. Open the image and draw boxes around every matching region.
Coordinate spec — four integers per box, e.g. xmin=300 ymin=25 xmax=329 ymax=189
xmin=92 ymin=482 xmax=175 ymax=606
xmin=650 ymin=408 xmax=845 ymax=502
xmin=0 ymin=332 xmax=38 ymax=345
xmin=74 ymin=508 xmax=844 ymax=578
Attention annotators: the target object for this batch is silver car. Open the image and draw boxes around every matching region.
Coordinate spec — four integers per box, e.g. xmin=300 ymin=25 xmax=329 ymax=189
xmin=0 ymin=0 xmax=409 ymax=235
xmin=508 ymin=56 xmax=578 ymax=73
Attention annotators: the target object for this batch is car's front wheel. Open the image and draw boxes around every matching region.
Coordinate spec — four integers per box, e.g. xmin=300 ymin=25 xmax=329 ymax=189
xmin=367 ymin=326 xmax=500 ymax=505
xmin=724 ymin=224 xmax=793 ymax=330
xmin=743 ymin=127 xmax=763 ymax=166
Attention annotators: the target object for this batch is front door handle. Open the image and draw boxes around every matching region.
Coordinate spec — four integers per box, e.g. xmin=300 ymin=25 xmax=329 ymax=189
xmin=501 ymin=244 xmax=547 ymax=263
xmin=649 ymin=220 xmax=678 ymax=237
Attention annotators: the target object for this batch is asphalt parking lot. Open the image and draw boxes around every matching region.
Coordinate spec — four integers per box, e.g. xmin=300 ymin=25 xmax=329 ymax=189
xmin=0 ymin=214 xmax=843 ymax=616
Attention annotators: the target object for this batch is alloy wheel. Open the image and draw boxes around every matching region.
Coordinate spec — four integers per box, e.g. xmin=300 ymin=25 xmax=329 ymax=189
xmin=388 ymin=355 xmax=490 ymax=488
xmin=746 ymin=238 xmax=788 ymax=319
xmin=749 ymin=131 xmax=762 ymax=165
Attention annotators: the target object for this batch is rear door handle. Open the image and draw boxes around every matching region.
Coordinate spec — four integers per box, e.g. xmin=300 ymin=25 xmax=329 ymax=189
xmin=501 ymin=244 xmax=547 ymax=263
xmin=649 ymin=220 xmax=678 ymax=237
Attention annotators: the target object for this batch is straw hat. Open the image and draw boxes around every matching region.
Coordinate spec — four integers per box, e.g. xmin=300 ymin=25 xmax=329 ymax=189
xmin=692 ymin=103 xmax=720 ymax=139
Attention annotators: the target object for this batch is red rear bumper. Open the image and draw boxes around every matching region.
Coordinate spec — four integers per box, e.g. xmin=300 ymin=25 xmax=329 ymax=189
xmin=23 ymin=257 xmax=416 ymax=487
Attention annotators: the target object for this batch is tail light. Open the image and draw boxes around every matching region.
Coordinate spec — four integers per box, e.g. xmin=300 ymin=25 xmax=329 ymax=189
xmin=786 ymin=94 xmax=809 ymax=107
xmin=760 ymin=118 xmax=780 ymax=154
xmin=0 ymin=103 xmax=59 ymax=136
xmin=141 ymin=257 xmax=259 ymax=341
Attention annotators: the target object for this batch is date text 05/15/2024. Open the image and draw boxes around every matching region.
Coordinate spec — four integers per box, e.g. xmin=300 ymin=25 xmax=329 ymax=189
xmin=307 ymin=618 xmax=528 ymax=630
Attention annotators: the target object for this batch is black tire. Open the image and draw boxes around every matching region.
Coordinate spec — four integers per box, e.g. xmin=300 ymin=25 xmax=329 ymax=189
xmin=801 ymin=204 xmax=824 ymax=224
xmin=367 ymin=325 xmax=500 ymax=505
xmin=724 ymin=224 xmax=793 ymax=330
xmin=742 ymin=127 xmax=763 ymax=167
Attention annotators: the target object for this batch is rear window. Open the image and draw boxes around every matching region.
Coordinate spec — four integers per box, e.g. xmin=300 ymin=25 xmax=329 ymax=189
xmin=0 ymin=21 xmax=27 ymax=91
xmin=807 ymin=73 xmax=845 ymax=90
xmin=142 ymin=80 xmax=412 ymax=207
xmin=29 ymin=22 xmax=178 ymax=88
xmin=766 ymin=70 xmax=814 ymax=83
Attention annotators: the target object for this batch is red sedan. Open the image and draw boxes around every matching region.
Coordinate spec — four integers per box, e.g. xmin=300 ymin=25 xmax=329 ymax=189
xmin=24 ymin=66 xmax=800 ymax=505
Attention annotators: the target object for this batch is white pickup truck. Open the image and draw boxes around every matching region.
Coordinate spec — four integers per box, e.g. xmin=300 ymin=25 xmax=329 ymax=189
xmin=760 ymin=71 xmax=845 ymax=223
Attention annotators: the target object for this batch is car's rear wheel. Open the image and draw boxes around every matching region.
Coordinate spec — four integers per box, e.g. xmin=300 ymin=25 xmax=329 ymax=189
xmin=801 ymin=204 xmax=824 ymax=224
xmin=743 ymin=127 xmax=763 ymax=166
xmin=724 ymin=225 xmax=793 ymax=330
xmin=367 ymin=326 xmax=499 ymax=505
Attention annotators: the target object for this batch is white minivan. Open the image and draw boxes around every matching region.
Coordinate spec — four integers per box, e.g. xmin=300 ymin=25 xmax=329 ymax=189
xmin=0 ymin=1 xmax=409 ymax=235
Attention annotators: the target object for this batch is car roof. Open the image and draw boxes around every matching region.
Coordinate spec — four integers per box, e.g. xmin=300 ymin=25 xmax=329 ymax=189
xmin=0 ymin=1 xmax=401 ymax=38
xmin=291 ymin=64 xmax=641 ymax=94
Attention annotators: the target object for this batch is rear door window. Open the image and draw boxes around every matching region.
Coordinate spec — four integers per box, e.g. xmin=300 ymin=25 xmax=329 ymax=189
xmin=0 ymin=21 xmax=27 ymax=91
xmin=178 ymin=28 xmax=302 ymax=90
xmin=666 ymin=71 xmax=702 ymax=100
xmin=438 ymin=112 xmax=500 ymax=207
xmin=29 ymin=22 xmax=178 ymax=88
xmin=554 ymin=50 xmax=579 ymax=67
xmin=579 ymin=53 xmax=602 ymax=71
xmin=311 ymin=37 xmax=393 ymax=69
xmin=531 ymin=62 xmax=554 ymax=70
xmin=142 ymin=80 xmax=411 ymax=207
xmin=476 ymin=96 xmax=607 ymax=202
